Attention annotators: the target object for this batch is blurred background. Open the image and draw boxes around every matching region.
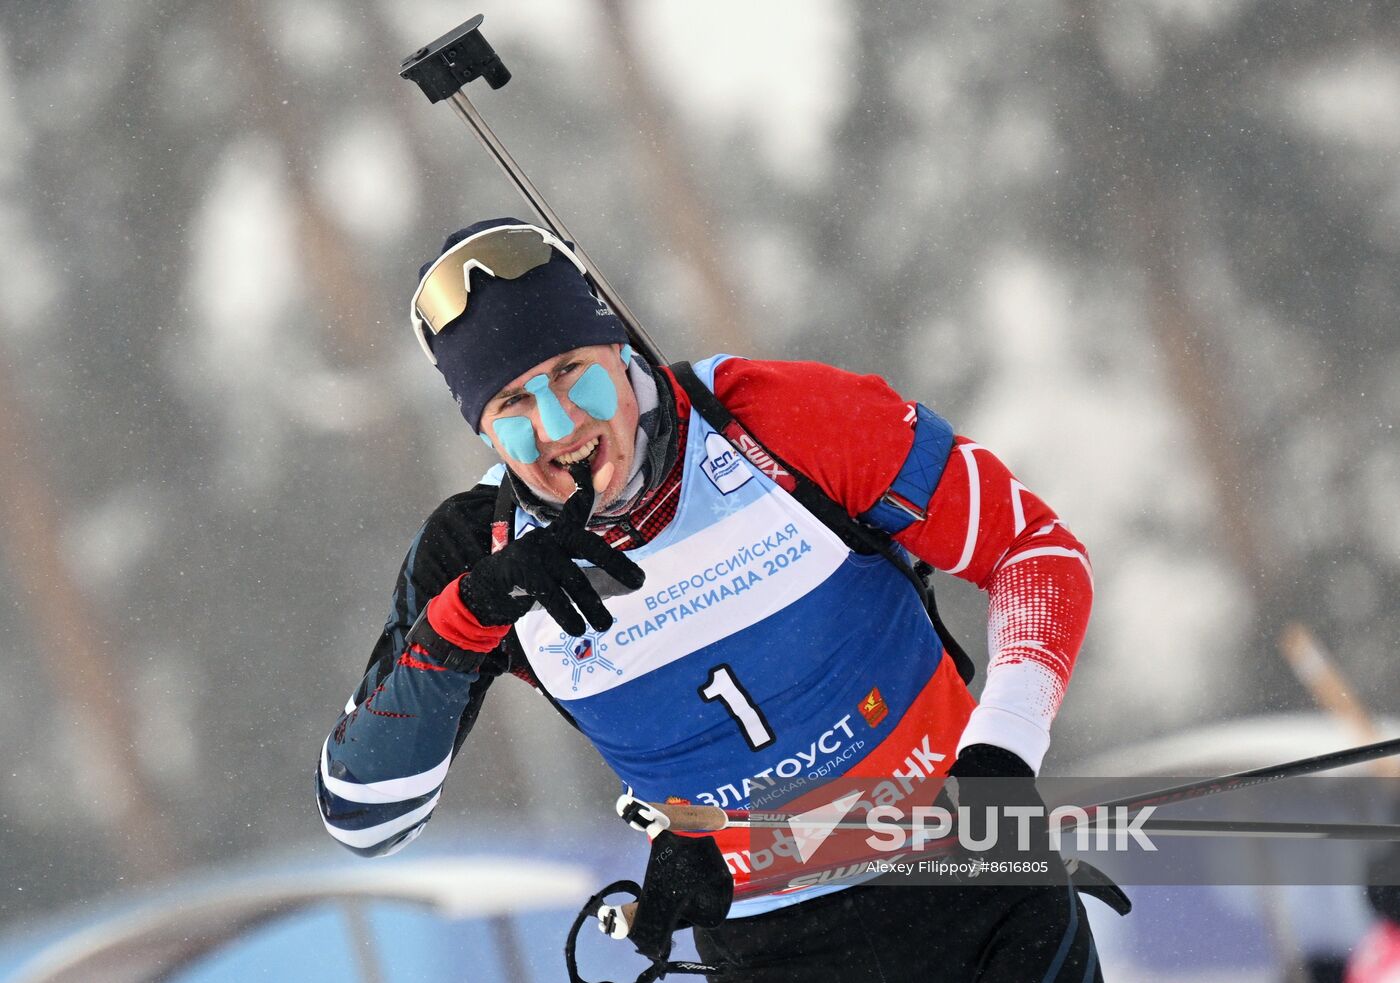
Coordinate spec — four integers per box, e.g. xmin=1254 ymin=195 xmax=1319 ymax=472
xmin=1 ymin=0 xmax=1398 ymax=980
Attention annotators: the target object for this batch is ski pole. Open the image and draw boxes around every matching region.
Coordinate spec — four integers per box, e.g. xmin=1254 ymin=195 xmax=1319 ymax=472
xmin=1111 ymin=820 xmax=1400 ymax=840
xmin=652 ymin=808 xmax=1400 ymax=841
xmin=399 ymin=15 xmax=667 ymax=367
xmin=648 ymin=735 xmax=1400 ymax=900
xmin=1278 ymin=623 xmax=1400 ymax=777
xmin=652 ymin=735 xmax=1400 ymax=834
xmin=1090 ymin=734 xmax=1400 ymax=813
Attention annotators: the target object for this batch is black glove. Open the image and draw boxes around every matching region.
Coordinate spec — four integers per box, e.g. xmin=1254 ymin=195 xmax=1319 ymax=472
xmin=625 ymin=830 xmax=734 ymax=961
xmin=461 ymin=464 xmax=646 ymax=636
xmin=948 ymin=743 xmax=1058 ymax=885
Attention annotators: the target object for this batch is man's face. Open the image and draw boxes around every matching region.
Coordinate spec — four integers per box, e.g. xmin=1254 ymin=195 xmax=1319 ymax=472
xmin=479 ymin=343 xmax=639 ymax=507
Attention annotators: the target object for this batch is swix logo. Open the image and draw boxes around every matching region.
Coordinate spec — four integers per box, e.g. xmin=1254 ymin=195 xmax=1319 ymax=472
xmin=723 ymin=423 xmax=795 ymax=491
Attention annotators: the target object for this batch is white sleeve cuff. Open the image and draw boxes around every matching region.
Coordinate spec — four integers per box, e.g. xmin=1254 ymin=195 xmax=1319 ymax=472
xmin=956 ymin=705 xmax=1052 ymax=775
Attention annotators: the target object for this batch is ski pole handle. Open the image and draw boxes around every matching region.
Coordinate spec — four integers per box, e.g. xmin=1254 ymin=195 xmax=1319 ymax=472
xmin=645 ymin=801 xmax=732 ymax=832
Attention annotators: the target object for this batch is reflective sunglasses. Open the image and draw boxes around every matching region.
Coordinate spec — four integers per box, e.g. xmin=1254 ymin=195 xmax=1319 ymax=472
xmin=410 ymin=224 xmax=589 ymax=365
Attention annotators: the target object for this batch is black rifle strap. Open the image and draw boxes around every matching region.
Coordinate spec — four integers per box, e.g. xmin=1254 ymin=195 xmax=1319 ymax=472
xmin=492 ymin=475 xmax=517 ymax=546
xmin=669 ymin=360 xmax=975 ymax=685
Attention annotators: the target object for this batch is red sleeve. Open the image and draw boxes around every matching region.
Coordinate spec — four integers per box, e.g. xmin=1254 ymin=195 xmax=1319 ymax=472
xmin=713 ymin=357 xmax=1091 ymax=771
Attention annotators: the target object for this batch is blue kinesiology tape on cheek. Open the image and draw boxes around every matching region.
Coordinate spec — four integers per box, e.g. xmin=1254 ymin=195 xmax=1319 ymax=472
xmin=567 ymin=363 xmax=619 ymax=421
xmin=620 ymin=344 xmax=633 ymax=366
xmin=524 ymin=374 xmax=576 ymax=441
xmin=479 ymin=432 xmax=493 ymax=449
xmin=491 ymin=415 xmax=540 ymax=464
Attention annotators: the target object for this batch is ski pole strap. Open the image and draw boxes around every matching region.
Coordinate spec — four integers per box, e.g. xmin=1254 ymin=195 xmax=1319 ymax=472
xmin=565 ymin=879 xmax=640 ymax=983
xmin=668 ymin=361 xmax=975 ymax=685
xmin=564 ymin=879 xmax=721 ymax=983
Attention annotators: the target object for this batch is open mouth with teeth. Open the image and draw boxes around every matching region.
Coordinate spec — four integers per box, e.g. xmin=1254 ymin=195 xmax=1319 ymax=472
xmin=552 ymin=436 xmax=601 ymax=470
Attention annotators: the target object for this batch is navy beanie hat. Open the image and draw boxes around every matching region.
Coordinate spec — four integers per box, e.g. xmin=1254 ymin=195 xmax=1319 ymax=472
xmin=418 ymin=218 xmax=628 ymax=429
